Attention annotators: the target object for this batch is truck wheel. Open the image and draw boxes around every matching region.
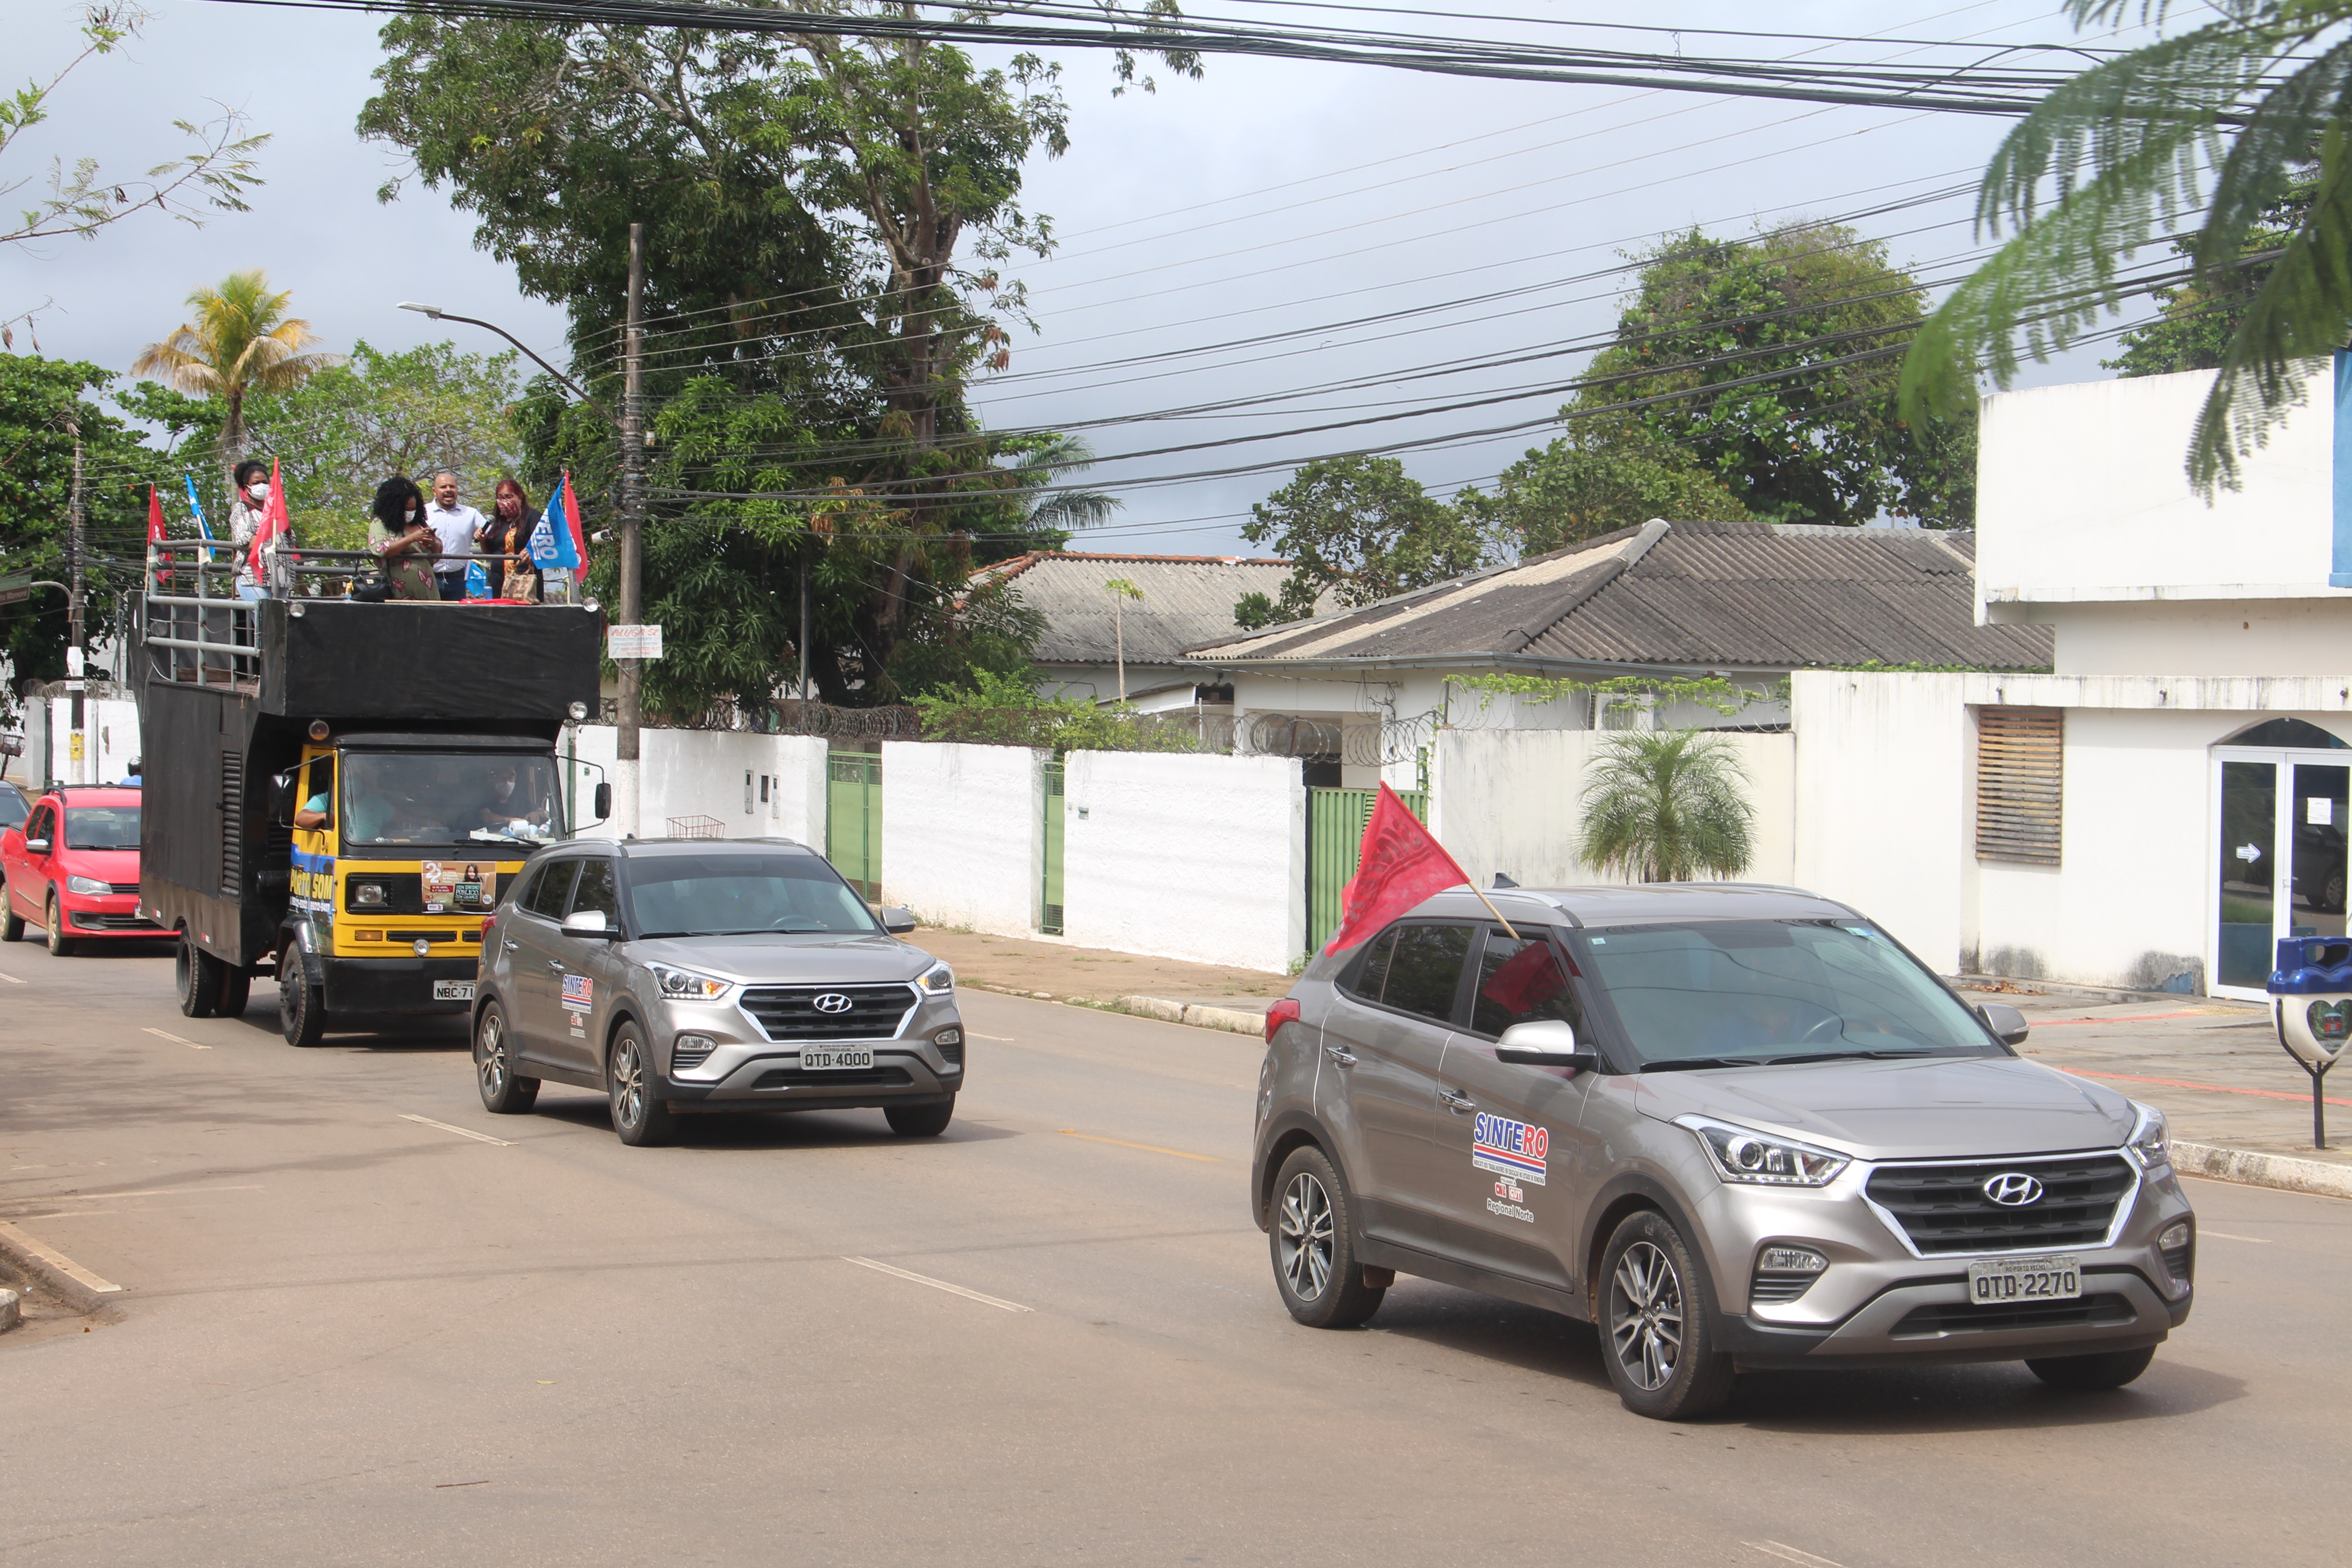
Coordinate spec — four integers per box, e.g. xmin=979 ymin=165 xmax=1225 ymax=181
xmin=44 ymin=894 xmax=74 ymax=957
xmin=279 ymin=947 xmax=326 ymax=1048
xmin=607 ymin=1023 xmax=674 ymax=1146
xmin=217 ymin=968 xmax=251 ymax=1018
xmin=176 ymin=936 xmax=222 ymax=1018
xmin=475 ymin=1002 xmax=539 ymax=1114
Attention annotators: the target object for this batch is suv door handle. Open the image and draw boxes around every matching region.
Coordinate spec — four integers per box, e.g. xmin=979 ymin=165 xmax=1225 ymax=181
xmin=546 ymin=958 xmax=566 ymax=971
xmin=1440 ymin=1088 xmax=1476 ymax=1112
xmin=1324 ymin=1045 xmax=1357 ymax=1067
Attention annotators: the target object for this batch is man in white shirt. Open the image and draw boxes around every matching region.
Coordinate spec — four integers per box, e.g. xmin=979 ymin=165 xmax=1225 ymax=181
xmin=426 ymin=472 xmax=485 ymax=601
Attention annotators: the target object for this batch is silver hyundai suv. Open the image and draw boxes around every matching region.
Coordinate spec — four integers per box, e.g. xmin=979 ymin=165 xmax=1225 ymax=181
xmin=1251 ymin=885 xmax=2195 ymax=1420
xmin=472 ymin=838 xmax=964 ymax=1145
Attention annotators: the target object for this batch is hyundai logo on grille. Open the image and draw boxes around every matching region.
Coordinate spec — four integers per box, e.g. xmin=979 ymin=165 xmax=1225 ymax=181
xmin=812 ymin=992 xmax=855 ymax=1014
xmin=1982 ymin=1172 xmax=2045 ymax=1206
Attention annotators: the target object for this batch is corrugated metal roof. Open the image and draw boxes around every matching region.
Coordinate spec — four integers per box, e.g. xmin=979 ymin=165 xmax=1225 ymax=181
xmin=970 ymin=552 xmax=1303 ymax=666
xmin=1185 ymin=522 xmax=2050 ymax=671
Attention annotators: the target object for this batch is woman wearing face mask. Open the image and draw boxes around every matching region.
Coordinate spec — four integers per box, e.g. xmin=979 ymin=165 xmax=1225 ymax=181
xmin=226 ymin=460 xmax=272 ymax=601
xmin=367 ymin=475 xmax=439 ymax=601
xmin=472 ymin=477 xmax=541 ymax=602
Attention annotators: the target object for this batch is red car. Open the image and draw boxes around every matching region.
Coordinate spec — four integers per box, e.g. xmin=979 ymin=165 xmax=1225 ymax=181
xmin=0 ymin=785 xmax=162 ymax=956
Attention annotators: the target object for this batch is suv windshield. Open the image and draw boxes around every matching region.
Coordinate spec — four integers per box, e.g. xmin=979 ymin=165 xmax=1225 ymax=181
xmin=1574 ymin=919 xmax=2003 ymax=1070
xmin=340 ymin=753 xmax=563 ymax=848
xmin=64 ymin=805 xmax=140 ymax=849
xmin=625 ymin=853 xmax=878 ymax=937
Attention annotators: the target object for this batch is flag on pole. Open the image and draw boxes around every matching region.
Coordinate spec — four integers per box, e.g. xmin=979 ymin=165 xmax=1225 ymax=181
xmin=562 ymin=469 xmax=588 ymax=571
xmin=530 ymin=471 xmax=585 ymax=570
xmin=147 ymin=485 xmax=169 ymax=589
xmin=1323 ymin=784 xmax=1475 ymax=955
xmin=251 ymin=457 xmax=296 ymax=589
xmin=182 ymin=472 xmax=213 ymax=539
xmin=465 ymin=557 xmax=491 ymax=599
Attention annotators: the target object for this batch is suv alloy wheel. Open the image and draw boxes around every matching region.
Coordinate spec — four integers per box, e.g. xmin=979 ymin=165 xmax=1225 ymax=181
xmin=608 ymin=1023 xmax=675 ymax=1146
xmin=1598 ymin=1210 xmax=1736 ymax=1420
xmin=475 ymin=1001 xmax=539 ymax=1114
xmin=1269 ymin=1145 xmax=1387 ymax=1329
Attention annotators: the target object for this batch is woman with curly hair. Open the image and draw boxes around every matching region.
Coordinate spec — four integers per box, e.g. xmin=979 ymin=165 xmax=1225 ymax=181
xmin=367 ymin=475 xmax=439 ymax=601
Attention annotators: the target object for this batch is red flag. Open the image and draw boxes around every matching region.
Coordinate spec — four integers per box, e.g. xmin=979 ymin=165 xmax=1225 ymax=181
xmin=561 ymin=469 xmax=588 ymax=570
xmin=147 ymin=485 xmax=168 ymax=589
xmin=1481 ymin=940 xmax=1569 ymax=1017
xmin=1324 ymin=783 xmax=1470 ymax=955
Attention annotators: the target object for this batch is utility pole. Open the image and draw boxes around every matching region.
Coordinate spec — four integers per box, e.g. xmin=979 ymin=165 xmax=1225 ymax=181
xmin=614 ymin=221 xmax=646 ymax=838
xmin=65 ymin=420 xmax=86 ymax=785
xmin=798 ymin=549 xmax=811 ymax=705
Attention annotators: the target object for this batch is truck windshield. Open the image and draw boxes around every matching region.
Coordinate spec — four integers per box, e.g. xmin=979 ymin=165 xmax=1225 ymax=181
xmin=339 ymin=753 xmax=564 ymax=848
xmin=1573 ymin=920 xmax=2004 ymax=1070
xmin=64 ymin=806 xmax=140 ymax=849
xmin=625 ymin=853 xmax=879 ymax=937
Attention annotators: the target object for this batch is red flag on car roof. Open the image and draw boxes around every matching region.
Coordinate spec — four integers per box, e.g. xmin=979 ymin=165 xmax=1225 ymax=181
xmin=1323 ymin=783 xmax=1473 ymax=955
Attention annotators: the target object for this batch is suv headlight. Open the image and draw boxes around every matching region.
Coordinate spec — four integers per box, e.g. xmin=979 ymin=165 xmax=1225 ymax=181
xmin=1674 ymin=1114 xmax=1851 ymax=1187
xmin=649 ymin=963 xmax=731 ymax=1002
xmin=65 ymin=874 xmax=110 ymax=896
xmin=2127 ymin=1102 xmax=2171 ymax=1170
xmin=918 ymin=962 xmax=954 ymax=995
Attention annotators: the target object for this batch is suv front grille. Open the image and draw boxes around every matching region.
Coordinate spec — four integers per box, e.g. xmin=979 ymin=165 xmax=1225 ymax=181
xmin=1890 ymin=1294 xmax=2136 ymax=1338
xmin=1866 ymin=1154 xmax=2136 ymax=1255
xmin=750 ymin=1065 xmax=914 ymax=1090
xmin=740 ymin=984 xmax=917 ymax=1041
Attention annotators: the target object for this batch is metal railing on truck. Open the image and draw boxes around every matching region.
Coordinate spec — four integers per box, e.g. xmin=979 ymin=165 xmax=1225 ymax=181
xmin=141 ymin=541 xmax=535 ymax=691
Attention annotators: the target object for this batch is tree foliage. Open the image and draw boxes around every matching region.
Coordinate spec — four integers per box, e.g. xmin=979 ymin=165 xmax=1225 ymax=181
xmin=0 ymin=354 xmax=151 ymax=693
xmin=1570 ymin=223 xmax=1975 ymax=527
xmin=1900 ymin=2 xmax=2352 ymax=493
xmin=120 ymin=338 xmax=521 ymax=550
xmin=1577 ymin=729 xmax=1756 ymax=883
xmin=1240 ymin=454 xmax=1491 ymax=621
xmin=129 ymin=270 xmax=338 ymax=470
xmin=358 ymin=10 xmax=1179 ymax=707
xmin=2105 ymin=165 xmax=2318 ymax=377
xmin=1460 ymin=432 xmax=1749 ymax=556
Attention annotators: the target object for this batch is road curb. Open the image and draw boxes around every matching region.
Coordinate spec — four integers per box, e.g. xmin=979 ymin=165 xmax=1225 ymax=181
xmin=0 ymin=1287 xmax=19 ymax=1333
xmin=0 ymin=1221 xmax=124 ymax=1315
xmin=961 ymin=980 xmax=1268 ymax=1038
xmin=2173 ymin=1141 xmax=2352 ymax=1200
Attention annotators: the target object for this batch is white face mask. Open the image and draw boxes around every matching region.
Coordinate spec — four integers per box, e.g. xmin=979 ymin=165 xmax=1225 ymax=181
xmin=246 ymin=483 xmax=269 ymax=502
xmin=404 ymin=507 xmax=418 ymax=523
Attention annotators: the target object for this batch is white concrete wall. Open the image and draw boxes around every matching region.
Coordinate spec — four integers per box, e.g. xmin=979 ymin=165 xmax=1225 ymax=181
xmin=1976 ymin=363 xmax=2337 ymax=607
xmin=570 ymin=726 xmax=825 ymax=847
xmin=43 ymin=696 xmax=141 ymax=786
xmin=879 ymin=741 xmax=1044 ymax=934
xmin=1788 ymin=671 xmax=1973 ymax=972
xmin=1427 ymin=727 xmax=1795 ymax=893
xmin=1062 ymin=750 xmax=1305 ymax=971
xmin=2025 ymin=597 xmax=2352 ymax=678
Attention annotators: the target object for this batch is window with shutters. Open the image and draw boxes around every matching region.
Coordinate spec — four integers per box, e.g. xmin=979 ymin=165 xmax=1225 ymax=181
xmin=219 ymin=752 xmax=245 ymax=895
xmin=1976 ymin=707 xmax=2062 ymax=866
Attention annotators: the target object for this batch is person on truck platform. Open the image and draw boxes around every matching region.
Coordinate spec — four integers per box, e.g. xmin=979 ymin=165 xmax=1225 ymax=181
xmin=367 ymin=476 xmax=439 ymax=600
xmin=228 ymin=461 xmax=271 ymax=601
xmin=426 ymin=472 xmax=484 ymax=603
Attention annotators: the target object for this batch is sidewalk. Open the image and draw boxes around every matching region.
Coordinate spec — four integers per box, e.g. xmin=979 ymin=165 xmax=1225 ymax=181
xmin=915 ymin=928 xmax=2352 ymax=1197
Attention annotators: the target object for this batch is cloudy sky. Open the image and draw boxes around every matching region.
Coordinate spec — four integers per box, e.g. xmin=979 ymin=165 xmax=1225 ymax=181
xmin=4 ymin=0 xmax=2156 ymax=555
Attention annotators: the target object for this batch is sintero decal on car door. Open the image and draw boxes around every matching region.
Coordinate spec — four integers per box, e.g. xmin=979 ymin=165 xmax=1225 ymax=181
xmin=1472 ymin=1113 xmax=1549 ymax=1186
xmin=562 ymin=975 xmax=593 ymax=1010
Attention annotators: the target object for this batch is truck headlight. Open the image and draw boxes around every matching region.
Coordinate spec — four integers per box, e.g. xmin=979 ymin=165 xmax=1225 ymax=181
xmin=649 ymin=963 xmax=730 ymax=1002
xmin=352 ymin=882 xmax=388 ymax=907
xmin=1674 ymin=1115 xmax=1850 ymax=1187
xmin=65 ymin=874 xmax=111 ymax=896
xmin=918 ymin=962 xmax=954 ymax=995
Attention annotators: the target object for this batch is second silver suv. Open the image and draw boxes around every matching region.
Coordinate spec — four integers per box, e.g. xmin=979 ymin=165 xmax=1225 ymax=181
xmin=472 ymin=838 xmax=964 ymax=1144
xmin=1252 ymin=884 xmax=2195 ymax=1420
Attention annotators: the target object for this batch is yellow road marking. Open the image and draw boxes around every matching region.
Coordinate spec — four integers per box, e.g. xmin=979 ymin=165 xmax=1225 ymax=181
xmin=842 ymin=1256 xmax=1031 ymax=1313
xmin=143 ymin=1028 xmax=210 ymax=1050
xmin=399 ymin=1114 xmax=514 ymax=1147
xmin=1058 ymin=1129 xmax=1219 ymax=1162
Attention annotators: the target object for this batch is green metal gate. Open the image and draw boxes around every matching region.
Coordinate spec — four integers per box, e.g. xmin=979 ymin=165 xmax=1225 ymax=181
xmin=1040 ymin=757 xmax=1066 ymax=935
xmin=1307 ymin=787 xmax=1427 ymax=954
xmin=826 ymin=747 xmax=883 ymax=900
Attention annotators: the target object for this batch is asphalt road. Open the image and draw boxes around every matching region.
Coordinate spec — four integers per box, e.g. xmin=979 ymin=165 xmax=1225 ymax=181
xmin=3 ymin=940 xmax=2349 ymax=1568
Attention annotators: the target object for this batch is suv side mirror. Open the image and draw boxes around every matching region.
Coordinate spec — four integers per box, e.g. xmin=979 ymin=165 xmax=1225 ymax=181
xmin=877 ymin=905 xmax=917 ymax=935
xmin=593 ymin=781 xmax=612 ymax=821
xmin=1494 ymin=1018 xmax=1601 ymax=1071
xmin=1980 ymin=1002 xmax=2030 ymax=1046
xmin=563 ymin=909 xmax=620 ymax=939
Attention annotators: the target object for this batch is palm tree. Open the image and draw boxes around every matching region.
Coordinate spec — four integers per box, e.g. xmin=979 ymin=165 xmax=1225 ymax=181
xmin=1900 ymin=3 xmax=2352 ymax=494
xmin=131 ymin=269 xmax=337 ymax=469
xmin=1578 ymin=730 xmax=1755 ymax=883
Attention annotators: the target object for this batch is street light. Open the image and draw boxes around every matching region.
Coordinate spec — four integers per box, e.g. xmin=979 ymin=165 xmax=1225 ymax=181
xmin=396 ymin=302 xmax=617 ymax=429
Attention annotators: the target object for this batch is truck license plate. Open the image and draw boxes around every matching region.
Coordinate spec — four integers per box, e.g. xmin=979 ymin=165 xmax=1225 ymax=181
xmin=800 ymin=1048 xmax=873 ymax=1071
xmin=1966 ymin=1254 xmax=2080 ymax=1305
xmin=433 ymin=980 xmax=475 ymax=1002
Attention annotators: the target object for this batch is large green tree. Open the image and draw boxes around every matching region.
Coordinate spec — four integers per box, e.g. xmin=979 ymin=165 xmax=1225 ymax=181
xmin=0 ymin=355 xmax=155 ymax=696
xmin=2104 ymin=167 xmax=2317 ymax=378
xmin=1570 ymin=223 xmax=1975 ymax=528
xmin=358 ymin=10 xmax=1187 ymax=706
xmin=1238 ymin=455 xmax=1491 ymax=625
xmin=1900 ymin=3 xmax=2352 ymax=493
xmin=1460 ymin=433 xmax=1750 ymax=556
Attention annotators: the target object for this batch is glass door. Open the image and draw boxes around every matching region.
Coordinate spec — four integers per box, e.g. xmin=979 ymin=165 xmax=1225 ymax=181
xmin=2211 ymin=751 xmax=2352 ymax=997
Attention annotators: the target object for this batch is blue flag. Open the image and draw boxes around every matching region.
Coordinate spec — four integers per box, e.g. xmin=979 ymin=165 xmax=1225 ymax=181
xmin=466 ymin=558 xmax=491 ymax=598
xmin=529 ymin=473 xmax=583 ymax=570
xmin=183 ymin=472 xmax=214 ymax=539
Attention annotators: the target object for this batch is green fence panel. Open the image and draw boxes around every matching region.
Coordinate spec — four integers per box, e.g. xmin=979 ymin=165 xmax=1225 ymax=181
xmin=1306 ymin=787 xmax=1426 ymax=955
xmin=1040 ymin=758 xmax=1066 ymax=935
xmin=826 ymin=748 xmax=883 ymax=900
